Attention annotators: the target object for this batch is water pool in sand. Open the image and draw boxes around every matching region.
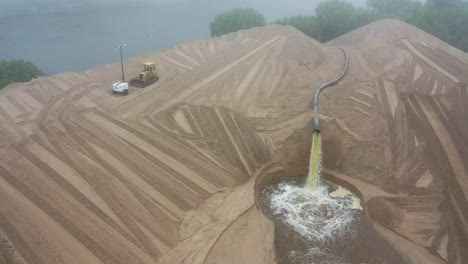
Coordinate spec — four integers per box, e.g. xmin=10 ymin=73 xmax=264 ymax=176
xmin=264 ymin=180 xmax=361 ymax=243
xmin=261 ymin=178 xmax=406 ymax=264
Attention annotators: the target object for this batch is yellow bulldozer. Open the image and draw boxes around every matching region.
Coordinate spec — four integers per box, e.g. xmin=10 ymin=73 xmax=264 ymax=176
xmin=130 ymin=62 xmax=159 ymax=88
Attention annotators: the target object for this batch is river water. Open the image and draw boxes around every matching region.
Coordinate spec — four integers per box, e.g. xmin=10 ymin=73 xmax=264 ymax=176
xmin=0 ymin=0 xmax=342 ymax=75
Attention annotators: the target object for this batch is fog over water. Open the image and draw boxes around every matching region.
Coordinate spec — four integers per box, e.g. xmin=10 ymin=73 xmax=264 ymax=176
xmin=0 ymin=0 xmax=366 ymax=74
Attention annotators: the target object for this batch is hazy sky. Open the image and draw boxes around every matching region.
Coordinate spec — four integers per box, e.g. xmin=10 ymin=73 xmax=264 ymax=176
xmin=0 ymin=0 xmax=368 ymax=19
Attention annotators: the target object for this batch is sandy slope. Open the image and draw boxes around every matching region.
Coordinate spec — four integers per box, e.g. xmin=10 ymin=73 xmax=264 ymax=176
xmin=0 ymin=20 xmax=466 ymax=263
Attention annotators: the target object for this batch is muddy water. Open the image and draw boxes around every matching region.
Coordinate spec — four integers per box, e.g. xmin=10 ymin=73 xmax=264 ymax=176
xmin=307 ymin=131 xmax=322 ymax=191
xmin=261 ymin=178 xmax=407 ymax=264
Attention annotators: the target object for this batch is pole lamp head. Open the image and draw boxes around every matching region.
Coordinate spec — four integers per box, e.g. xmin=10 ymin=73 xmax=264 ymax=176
xmin=116 ymin=44 xmax=126 ymax=51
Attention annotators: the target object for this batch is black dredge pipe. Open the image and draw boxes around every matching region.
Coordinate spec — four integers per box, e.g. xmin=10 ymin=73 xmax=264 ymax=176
xmin=312 ymin=48 xmax=349 ymax=132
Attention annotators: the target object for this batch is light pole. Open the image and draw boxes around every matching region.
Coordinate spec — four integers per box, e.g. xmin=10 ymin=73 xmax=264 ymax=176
xmin=117 ymin=44 xmax=126 ymax=82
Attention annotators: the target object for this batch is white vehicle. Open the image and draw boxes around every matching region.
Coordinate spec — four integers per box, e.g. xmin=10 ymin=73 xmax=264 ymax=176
xmin=112 ymin=81 xmax=129 ymax=95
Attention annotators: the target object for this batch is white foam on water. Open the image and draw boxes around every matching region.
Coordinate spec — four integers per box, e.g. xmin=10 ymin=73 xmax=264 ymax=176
xmin=265 ymin=181 xmax=359 ymax=242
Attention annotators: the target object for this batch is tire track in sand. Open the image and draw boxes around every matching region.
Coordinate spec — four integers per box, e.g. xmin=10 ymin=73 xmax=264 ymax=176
xmin=114 ymin=34 xmax=282 ymax=118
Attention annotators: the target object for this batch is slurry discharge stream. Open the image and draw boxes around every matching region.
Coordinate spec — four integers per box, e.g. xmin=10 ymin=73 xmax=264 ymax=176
xmin=262 ymin=49 xmax=352 ymax=263
xmin=307 ymin=131 xmax=322 ymax=191
xmin=308 ymin=48 xmax=349 ymax=191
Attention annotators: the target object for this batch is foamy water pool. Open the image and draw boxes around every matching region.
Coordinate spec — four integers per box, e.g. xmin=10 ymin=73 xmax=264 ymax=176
xmin=263 ymin=180 xmax=361 ymax=243
xmin=260 ymin=178 xmax=405 ymax=264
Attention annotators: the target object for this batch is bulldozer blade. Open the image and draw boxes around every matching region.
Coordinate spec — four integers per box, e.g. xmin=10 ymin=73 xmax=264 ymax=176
xmin=130 ymin=79 xmax=146 ymax=88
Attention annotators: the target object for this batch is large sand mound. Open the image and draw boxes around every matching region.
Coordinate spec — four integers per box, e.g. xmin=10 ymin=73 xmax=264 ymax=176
xmin=0 ymin=20 xmax=466 ymax=264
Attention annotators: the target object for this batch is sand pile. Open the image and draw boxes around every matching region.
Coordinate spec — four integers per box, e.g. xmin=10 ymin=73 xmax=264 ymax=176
xmin=0 ymin=20 xmax=466 ymax=264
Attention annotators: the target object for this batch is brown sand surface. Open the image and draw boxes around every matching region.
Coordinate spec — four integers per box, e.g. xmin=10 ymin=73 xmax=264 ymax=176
xmin=0 ymin=19 xmax=466 ymax=263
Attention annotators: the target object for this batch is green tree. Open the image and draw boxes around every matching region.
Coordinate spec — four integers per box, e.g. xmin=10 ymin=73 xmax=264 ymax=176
xmin=209 ymin=8 xmax=266 ymax=37
xmin=367 ymin=0 xmax=422 ymax=13
xmin=315 ymin=0 xmax=356 ymax=42
xmin=351 ymin=8 xmax=382 ymax=29
xmin=406 ymin=7 xmax=468 ymax=52
xmin=425 ymin=0 xmax=464 ymax=7
xmin=274 ymin=16 xmax=321 ymax=40
xmin=0 ymin=60 xmax=45 ymax=89
xmin=314 ymin=0 xmax=468 ymax=52
xmin=315 ymin=0 xmax=378 ymax=42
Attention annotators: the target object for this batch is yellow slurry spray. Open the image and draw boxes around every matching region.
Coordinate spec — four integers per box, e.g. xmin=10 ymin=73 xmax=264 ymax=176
xmin=307 ymin=48 xmax=348 ymax=191
xmin=307 ymin=131 xmax=322 ymax=191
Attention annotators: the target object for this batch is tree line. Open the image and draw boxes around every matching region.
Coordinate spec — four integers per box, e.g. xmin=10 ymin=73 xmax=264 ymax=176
xmin=209 ymin=0 xmax=468 ymax=53
xmin=0 ymin=60 xmax=45 ymax=89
